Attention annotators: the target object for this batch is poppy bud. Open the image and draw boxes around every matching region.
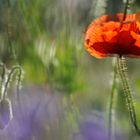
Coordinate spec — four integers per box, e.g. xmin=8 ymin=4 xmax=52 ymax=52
xmin=0 ymin=98 xmax=13 ymax=129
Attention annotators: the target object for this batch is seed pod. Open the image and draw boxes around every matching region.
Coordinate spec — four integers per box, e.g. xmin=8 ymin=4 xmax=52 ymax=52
xmin=0 ymin=98 xmax=13 ymax=129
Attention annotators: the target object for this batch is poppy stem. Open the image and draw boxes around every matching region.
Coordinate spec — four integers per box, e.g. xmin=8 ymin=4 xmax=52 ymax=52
xmin=108 ymin=58 xmax=118 ymax=140
xmin=123 ymin=0 xmax=129 ymax=21
xmin=117 ymin=56 xmax=140 ymax=136
xmin=120 ymin=0 xmax=129 ymax=29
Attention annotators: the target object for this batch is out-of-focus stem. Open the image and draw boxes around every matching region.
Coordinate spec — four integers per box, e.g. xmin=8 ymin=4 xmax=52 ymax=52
xmin=0 ymin=64 xmax=6 ymax=99
xmin=108 ymin=58 xmax=118 ymax=140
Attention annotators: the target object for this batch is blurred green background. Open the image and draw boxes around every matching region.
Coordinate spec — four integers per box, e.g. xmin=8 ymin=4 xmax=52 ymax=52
xmin=0 ymin=0 xmax=140 ymax=140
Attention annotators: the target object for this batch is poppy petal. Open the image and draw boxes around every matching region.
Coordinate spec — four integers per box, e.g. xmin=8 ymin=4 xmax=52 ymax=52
xmin=84 ymin=13 xmax=140 ymax=58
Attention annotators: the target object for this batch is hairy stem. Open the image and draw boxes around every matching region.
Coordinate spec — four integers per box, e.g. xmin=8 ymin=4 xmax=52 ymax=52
xmin=117 ymin=56 xmax=140 ymax=136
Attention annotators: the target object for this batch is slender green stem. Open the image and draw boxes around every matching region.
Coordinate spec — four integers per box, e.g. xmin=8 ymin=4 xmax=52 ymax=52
xmin=117 ymin=56 xmax=140 ymax=136
xmin=108 ymin=58 xmax=118 ymax=140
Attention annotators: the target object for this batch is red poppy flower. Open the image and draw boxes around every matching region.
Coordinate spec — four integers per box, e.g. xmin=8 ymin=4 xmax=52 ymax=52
xmin=84 ymin=13 xmax=140 ymax=58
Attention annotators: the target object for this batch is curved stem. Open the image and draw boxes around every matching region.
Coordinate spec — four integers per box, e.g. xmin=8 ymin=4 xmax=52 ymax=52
xmin=108 ymin=58 xmax=118 ymax=140
xmin=117 ymin=56 xmax=140 ymax=136
xmin=3 ymin=65 xmax=22 ymax=99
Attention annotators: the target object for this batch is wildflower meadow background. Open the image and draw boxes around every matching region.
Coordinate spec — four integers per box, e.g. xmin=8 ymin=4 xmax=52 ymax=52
xmin=0 ymin=0 xmax=140 ymax=140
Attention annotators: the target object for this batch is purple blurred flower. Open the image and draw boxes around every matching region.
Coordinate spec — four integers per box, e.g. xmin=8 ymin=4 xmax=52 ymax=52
xmin=0 ymin=86 xmax=128 ymax=140
xmin=74 ymin=112 xmax=108 ymax=140
xmin=79 ymin=121 xmax=108 ymax=140
xmin=73 ymin=111 xmax=128 ymax=140
xmin=0 ymin=85 xmax=62 ymax=140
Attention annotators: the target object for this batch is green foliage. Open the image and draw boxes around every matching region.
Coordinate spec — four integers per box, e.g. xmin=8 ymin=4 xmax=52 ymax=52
xmin=45 ymin=33 xmax=83 ymax=94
